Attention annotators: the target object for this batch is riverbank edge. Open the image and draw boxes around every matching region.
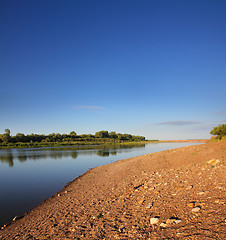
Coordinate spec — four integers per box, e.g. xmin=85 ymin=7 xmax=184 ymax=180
xmin=0 ymin=140 xmax=154 ymax=150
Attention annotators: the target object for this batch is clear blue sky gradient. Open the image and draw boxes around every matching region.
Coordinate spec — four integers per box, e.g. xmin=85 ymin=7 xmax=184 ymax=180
xmin=1 ymin=0 xmax=226 ymax=140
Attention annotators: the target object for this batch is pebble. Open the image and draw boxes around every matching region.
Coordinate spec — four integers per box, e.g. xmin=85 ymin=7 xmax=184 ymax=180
xmin=138 ymin=199 xmax=144 ymax=204
xmin=160 ymin=222 xmax=167 ymax=228
xmin=197 ymin=191 xmax=205 ymax=195
xmin=166 ymin=218 xmax=175 ymax=224
xmin=13 ymin=216 xmax=19 ymax=221
xmin=146 ymin=202 xmax=153 ymax=208
xmin=150 ymin=217 xmax=160 ymax=225
xmin=165 ymin=217 xmax=182 ymax=225
xmin=206 ymin=159 xmax=220 ymax=165
xmin=215 ymin=199 xmax=224 ymax=204
xmin=192 ymin=207 xmax=201 ymax=213
xmin=175 ymin=220 xmax=182 ymax=224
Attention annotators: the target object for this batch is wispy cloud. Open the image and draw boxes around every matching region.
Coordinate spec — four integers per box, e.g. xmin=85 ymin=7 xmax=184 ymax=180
xmin=210 ymin=109 xmax=226 ymax=115
xmin=155 ymin=120 xmax=201 ymax=126
xmin=73 ymin=105 xmax=105 ymax=110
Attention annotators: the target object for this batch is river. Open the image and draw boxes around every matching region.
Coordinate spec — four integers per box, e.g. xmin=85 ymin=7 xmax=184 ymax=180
xmin=0 ymin=142 xmax=203 ymax=227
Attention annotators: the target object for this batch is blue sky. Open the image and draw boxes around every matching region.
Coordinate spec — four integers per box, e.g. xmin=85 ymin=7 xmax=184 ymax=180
xmin=1 ymin=0 xmax=226 ymax=140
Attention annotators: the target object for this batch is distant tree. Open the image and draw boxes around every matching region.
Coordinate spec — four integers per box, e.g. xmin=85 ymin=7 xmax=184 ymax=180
xmin=5 ymin=129 xmax=10 ymax=135
xmin=109 ymin=131 xmax=117 ymax=139
xmin=121 ymin=134 xmax=132 ymax=140
xmin=16 ymin=133 xmax=26 ymax=142
xmin=116 ymin=133 xmax=123 ymax=140
xmin=70 ymin=131 xmax=77 ymax=136
xmin=210 ymin=124 xmax=226 ymax=140
xmin=95 ymin=131 xmax=109 ymax=138
xmin=2 ymin=129 xmax=11 ymax=143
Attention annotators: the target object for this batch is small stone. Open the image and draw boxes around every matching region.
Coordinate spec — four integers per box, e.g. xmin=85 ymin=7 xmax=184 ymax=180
xmin=166 ymin=218 xmax=175 ymax=224
xmin=197 ymin=191 xmax=205 ymax=195
xmin=186 ymin=185 xmax=193 ymax=190
xmin=206 ymin=159 xmax=220 ymax=165
xmin=160 ymin=222 xmax=167 ymax=228
xmin=192 ymin=207 xmax=201 ymax=213
xmin=138 ymin=200 xmax=144 ymax=204
xmin=175 ymin=220 xmax=182 ymax=224
xmin=13 ymin=216 xmax=19 ymax=221
xmin=166 ymin=217 xmax=182 ymax=224
xmin=58 ymin=194 xmax=61 ymax=197
xmin=146 ymin=202 xmax=153 ymax=208
xmin=150 ymin=217 xmax=160 ymax=225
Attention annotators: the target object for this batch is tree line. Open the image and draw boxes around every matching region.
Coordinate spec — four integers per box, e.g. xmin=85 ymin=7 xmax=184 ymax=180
xmin=0 ymin=129 xmax=146 ymax=148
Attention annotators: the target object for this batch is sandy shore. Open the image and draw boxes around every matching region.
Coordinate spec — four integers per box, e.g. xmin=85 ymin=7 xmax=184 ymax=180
xmin=0 ymin=140 xmax=225 ymax=239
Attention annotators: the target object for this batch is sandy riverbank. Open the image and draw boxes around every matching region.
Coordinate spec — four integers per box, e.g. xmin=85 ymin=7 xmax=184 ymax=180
xmin=0 ymin=141 xmax=225 ymax=239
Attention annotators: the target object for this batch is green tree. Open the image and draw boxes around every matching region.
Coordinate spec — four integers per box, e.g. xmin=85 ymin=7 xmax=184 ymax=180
xmin=2 ymin=129 xmax=11 ymax=143
xmin=95 ymin=131 xmax=109 ymax=138
xmin=210 ymin=123 xmax=226 ymax=140
xmin=70 ymin=131 xmax=77 ymax=136
xmin=5 ymin=129 xmax=10 ymax=135
xmin=16 ymin=133 xmax=26 ymax=142
xmin=109 ymin=131 xmax=117 ymax=139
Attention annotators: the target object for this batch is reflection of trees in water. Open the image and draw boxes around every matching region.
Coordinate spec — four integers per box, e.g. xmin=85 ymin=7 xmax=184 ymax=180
xmin=18 ymin=155 xmax=27 ymax=162
xmin=97 ymin=150 xmax=110 ymax=157
xmin=97 ymin=149 xmax=119 ymax=157
xmin=0 ymin=155 xmax=14 ymax=167
xmin=71 ymin=152 xmax=78 ymax=159
xmin=0 ymin=144 xmax=145 ymax=167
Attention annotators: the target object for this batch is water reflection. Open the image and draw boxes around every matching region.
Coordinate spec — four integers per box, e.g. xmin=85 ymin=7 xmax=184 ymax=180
xmin=0 ymin=144 xmax=145 ymax=167
xmin=0 ymin=154 xmax=14 ymax=167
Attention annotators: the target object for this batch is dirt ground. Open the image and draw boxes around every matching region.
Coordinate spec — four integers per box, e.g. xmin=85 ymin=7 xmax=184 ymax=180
xmin=0 ymin=140 xmax=225 ymax=239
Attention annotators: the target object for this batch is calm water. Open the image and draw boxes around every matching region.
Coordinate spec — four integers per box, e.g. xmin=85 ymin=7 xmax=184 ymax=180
xmin=0 ymin=142 xmax=203 ymax=226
